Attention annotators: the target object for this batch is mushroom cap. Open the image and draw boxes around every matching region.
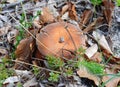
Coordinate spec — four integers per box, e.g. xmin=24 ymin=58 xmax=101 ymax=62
xmin=36 ymin=22 xmax=85 ymax=59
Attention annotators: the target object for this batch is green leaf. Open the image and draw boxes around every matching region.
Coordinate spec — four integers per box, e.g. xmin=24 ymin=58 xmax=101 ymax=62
xmin=90 ymin=0 xmax=102 ymax=5
xmin=117 ymin=0 xmax=120 ymax=6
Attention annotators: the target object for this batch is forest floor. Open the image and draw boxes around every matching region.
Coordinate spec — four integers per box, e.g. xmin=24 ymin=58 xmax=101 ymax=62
xmin=0 ymin=0 xmax=120 ymax=87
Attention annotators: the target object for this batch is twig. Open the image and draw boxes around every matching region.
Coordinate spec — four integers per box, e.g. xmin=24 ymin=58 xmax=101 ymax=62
xmin=0 ymin=0 xmax=66 ymax=14
xmin=1 ymin=0 xmax=26 ymax=9
xmin=12 ymin=59 xmax=61 ymax=74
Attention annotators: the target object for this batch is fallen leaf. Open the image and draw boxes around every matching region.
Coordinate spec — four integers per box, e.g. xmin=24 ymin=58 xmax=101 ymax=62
xmin=79 ymin=10 xmax=93 ymax=29
xmin=60 ymin=4 xmax=69 ymax=16
xmin=102 ymin=0 xmax=114 ymax=27
xmin=40 ymin=7 xmax=55 ymax=24
xmin=7 ymin=29 xmax=18 ymax=43
xmin=3 ymin=76 xmax=19 ymax=87
xmin=102 ymin=68 xmax=120 ymax=87
xmin=83 ymin=17 xmax=103 ymax=33
xmin=7 ymin=0 xmax=17 ymax=3
xmin=15 ymin=37 xmax=33 ymax=58
xmin=0 ymin=15 xmax=8 ymax=22
xmin=0 ymin=25 xmax=11 ymax=36
xmin=77 ymin=66 xmax=100 ymax=86
xmin=85 ymin=44 xmax=98 ymax=59
xmin=92 ymin=31 xmax=113 ymax=54
xmin=14 ymin=37 xmax=34 ymax=69
xmin=47 ymin=0 xmax=59 ymax=17
xmin=33 ymin=17 xmax=42 ymax=29
xmin=102 ymin=52 xmax=120 ymax=63
xmin=23 ymin=77 xmax=38 ymax=87
xmin=108 ymin=64 xmax=120 ymax=72
xmin=0 ymin=48 xmax=8 ymax=57
xmin=68 ymin=2 xmax=78 ymax=21
xmin=90 ymin=52 xmax=102 ymax=63
xmin=15 ymin=70 xmax=33 ymax=79
xmin=61 ymin=12 xmax=69 ymax=20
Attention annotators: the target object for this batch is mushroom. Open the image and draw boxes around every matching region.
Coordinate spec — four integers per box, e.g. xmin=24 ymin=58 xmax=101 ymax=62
xmin=36 ymin=22 xmax=85 ymax=59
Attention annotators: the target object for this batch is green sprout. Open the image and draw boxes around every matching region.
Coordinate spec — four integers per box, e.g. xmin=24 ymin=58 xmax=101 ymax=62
xmin=90 ymin=0 xmax=102 ymax=5
xmin=46 ymin=55 xmax=64 ymax=70
xmin=77 ymin=60 xmax=104 ymax=75
xmin=48 ymin=72 xmax=60 ymax=82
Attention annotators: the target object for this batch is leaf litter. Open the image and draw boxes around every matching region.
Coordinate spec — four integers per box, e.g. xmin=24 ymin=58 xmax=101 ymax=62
xmin=0 ymin=0 xmax=120 ymax=87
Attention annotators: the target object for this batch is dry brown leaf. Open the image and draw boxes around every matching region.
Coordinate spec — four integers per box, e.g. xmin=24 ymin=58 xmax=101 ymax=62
xmin=90 ymin=52 xmax=102 ymax=63
xmin=102 ymin=68 xmax=120 ymax=87
xmin=26 ymin=28 xmax=39 ymax=37
xmin=60 ymin=4 xmax=69 ymax=16
xmin=92 ymin=31 xmax=120 ymax=63
xmin=79 ymin=10 xmax=93 ymax=29
xmin=14 ymin=37 xmax=34 ymax=69
xmin=93 ymin=31 xmax=113 ymax=54
xmin=36 ymin=22 xmax=86 ymax=59
xmin=85 ymin=44 xmax=98 ymax=59
xmin=102 ymin=0 xmax=114 ymax=27
xmin=7 ymin=0 xmax=17 ymax=3
xmin=33 ymin=18 xmax=42 ymax=29
xmin=77 ymin=66 xmax=100 ymax=86
xmin=83 ymin=17 xmax=103 ymax=33
xmin=15 ymin=37 xmax=33 ymax=58
xmin=68 ymin=2 xmax=78 ymax=21
xmin=0 ymin=25 xmax=11 ymax=36
xmin=102 ymin=52 xmax=120 ymax=63
xmin=7 ymin=29 xmax=18 ymax=43
xmin=40 ymin=7 xmax=55 ymax=24
xmin=0 ymin=48 xmax=8 ymax=57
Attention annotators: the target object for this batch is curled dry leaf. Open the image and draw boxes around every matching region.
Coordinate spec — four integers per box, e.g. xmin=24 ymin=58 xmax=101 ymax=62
xmin=0 ymin=25 xmax=11 ymax=36
xmin=102 ymin=0 xmax=114 ymax=27
xmin=93 ymin=31 xmax=113 ymax=54
xmin=102 ymin=68 xmax=120 ymax=87
xmin=7 ymin=29 xmax=18 ymax=43
xmin=14 ymin=37 xmax=34 ymax=69
xmin=90 ymin=52 xmax=102 ymax=63
xmin=79 ymin=10 xmax=93 ymax=29
xmin=102 ymin=52 xmax=120 ymax=63
xmin=92 ymin=31 xmax=120 ymax=62
xmin=77 ymin=66 xmax=100 ymax=86
xmin=68 ymin=2 xmax=78 ymax=21
xmin=15 ymin=37 xmax=33 ymax=58
xmin=83 ymin=17 xmax=103 ymax=33
xmin=85 ymin=44 xmax=98 ymax=59
xmin=7 ymin=0 xmax=17 ymax=3
xmin=60 ymin=4 xmax=69 ymax=16
xmin=0 ymin=48 xmax=8 ymax=57
xmin=61 ymin=12 xmax=69 ymax=20
xmin=36 ymin=22 xmax=86 ymax=59
xmin=40 ymin=7 xmax=55 ymax=24
xmin=33 ymin=17 xmax=42 ymax=29
xmin=47 ymin=0 xmax=59 ymax=17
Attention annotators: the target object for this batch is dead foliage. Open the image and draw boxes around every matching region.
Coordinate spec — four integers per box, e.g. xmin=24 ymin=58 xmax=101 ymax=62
xmin=1 ymin=0 xmax=120 ymax=86
xmin=102 ymin=0 xmax=114 ymax=27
